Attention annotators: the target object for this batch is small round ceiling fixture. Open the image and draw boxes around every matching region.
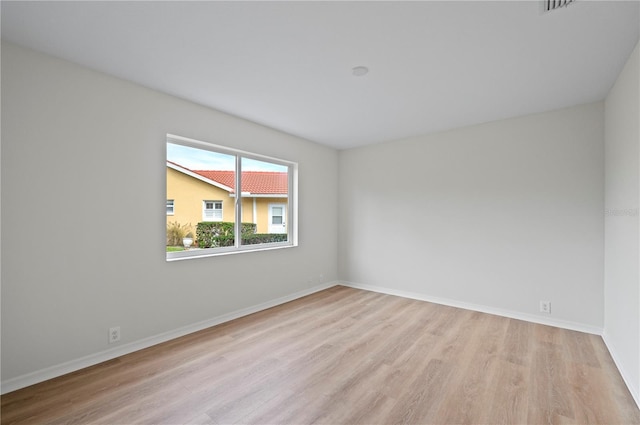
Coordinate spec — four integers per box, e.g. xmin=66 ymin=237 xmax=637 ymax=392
xmin=352 ymin=66 xmax=369 ymax=77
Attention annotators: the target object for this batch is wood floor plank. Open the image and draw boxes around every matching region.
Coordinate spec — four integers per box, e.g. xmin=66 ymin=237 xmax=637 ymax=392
xmin=2 ymin=286 xmax=639 ymax=425
xmin=433 ymin=313 xmax=506 ymax=424
xmin=526 ymin=339 xmax=573 ymax=424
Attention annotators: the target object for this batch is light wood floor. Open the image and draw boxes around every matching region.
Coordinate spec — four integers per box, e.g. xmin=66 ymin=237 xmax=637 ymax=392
xmin=2 ymin=286 xmax=639 ymax=424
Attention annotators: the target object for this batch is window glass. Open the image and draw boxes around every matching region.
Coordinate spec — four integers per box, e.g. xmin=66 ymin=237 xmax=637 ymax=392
xmin=240 ymin=157 xmax=289 ymax=246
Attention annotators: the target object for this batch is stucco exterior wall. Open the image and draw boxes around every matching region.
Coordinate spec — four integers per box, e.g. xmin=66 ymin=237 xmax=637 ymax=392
xmin=167 ymin=167 xmax=289 ymax=239
xmin=166 ymin=167 xmax=235 ymax=235
xmin=254 ymin=197 xmax=288 ymax=233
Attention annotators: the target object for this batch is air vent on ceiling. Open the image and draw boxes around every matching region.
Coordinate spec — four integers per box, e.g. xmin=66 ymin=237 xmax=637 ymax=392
xmin=544 ymin=0 xmax=576 ymax=12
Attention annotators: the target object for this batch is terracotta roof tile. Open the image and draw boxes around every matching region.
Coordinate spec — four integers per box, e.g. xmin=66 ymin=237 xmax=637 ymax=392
xmin=169 ymin=162 xmax=288 ymax=195
xmin=170 ymin=165 xmax=286 ymax=197
xmin=194 ymin=170 xmax=288 ymax=195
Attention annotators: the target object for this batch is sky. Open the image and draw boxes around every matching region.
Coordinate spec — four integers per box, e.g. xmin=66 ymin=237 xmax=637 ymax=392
xmin=167 ymin=143 xmax=287 ymax=172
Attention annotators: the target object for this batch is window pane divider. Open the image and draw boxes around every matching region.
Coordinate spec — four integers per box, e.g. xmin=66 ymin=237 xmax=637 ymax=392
xmin=235 ymin=154 xmax=242 ymax=249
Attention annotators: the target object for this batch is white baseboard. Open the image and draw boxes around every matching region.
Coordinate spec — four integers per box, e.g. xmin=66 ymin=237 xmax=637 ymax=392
xmin=602 ymin=332 xmax=640 ymax=410
xmin=6 ymin=280 xmax=632 ymax=407
xmin=339 ymin=281 xmax=603 ymax=335
xmin=1 ymin=281 xmax=339 ymax=395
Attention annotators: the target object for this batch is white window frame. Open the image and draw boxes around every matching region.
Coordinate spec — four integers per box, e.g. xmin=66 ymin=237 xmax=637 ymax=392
xmin=166 ymin=199 xmax=174 ymax=216
xmin=203 ymin=200 xmax=223 ymax=221
xmin=167 ymin=134 xmax=298 ymax=261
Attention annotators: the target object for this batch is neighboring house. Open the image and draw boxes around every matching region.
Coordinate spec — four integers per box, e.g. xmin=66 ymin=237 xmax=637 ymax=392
xmin=167 ymin=161 xmax=288 ymax=239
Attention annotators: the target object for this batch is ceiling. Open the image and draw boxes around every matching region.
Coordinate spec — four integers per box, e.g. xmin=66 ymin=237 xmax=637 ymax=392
xmin=2 ymin=1 xmax=639 ymax=150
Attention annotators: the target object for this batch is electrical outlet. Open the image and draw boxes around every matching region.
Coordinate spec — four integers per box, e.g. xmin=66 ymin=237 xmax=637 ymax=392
xmin=539 ymin=301 xmax=551 ymax=314
xmin=109 ymin=326 xmax=121 ymax=344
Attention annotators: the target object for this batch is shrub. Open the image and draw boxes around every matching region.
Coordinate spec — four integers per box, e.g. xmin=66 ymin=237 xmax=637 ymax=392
xmin=242 ymin=234 xmax=288 ymax=245
xmin=196 ymin=222 xmax=257 ymax=248
xmin=166 ymin=221 xmax=193 ymax=246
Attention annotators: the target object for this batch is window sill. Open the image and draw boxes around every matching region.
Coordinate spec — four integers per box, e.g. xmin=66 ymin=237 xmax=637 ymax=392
xmin=166 ymin=241 xmax=296 ymax=261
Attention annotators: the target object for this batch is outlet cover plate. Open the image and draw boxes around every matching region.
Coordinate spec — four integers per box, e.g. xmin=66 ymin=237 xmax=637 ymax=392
xmin=109 ymin=326 xmax=121 ymax=344
xmin=539 ymin=301 xmax=551 ymax=314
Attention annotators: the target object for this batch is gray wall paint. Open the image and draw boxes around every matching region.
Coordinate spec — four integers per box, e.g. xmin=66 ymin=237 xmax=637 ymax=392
xmin=1 ymin=42 xmax=338 ymax=381
xmin=604 ymin=40 xmax=640 ymax=403
xmin=339 ymin=102 xmax=605 ymax=327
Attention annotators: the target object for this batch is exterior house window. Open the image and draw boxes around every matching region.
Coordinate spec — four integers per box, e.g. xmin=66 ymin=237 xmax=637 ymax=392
xmin=203 ymin=201 xmax=223 ymax=221
xmin=166 ymin=134 xmax=297 ymax=261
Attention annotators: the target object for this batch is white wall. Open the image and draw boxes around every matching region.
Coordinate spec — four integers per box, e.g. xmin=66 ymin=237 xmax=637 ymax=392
xmin=339 ymin=102 xmax=605 ymax=330
xmin=0 ymin=42 xmax=338 ymax=384
xmin=604 ymin=40 xmax=640 ymax=406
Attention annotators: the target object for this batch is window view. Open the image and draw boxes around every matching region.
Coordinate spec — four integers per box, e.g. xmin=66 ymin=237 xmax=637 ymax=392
xmin=166 ymin=135 xmax=296 ymax=260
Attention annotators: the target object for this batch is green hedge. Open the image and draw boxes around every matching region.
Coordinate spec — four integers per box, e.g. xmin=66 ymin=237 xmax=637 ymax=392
xmin=196 ymin=222 xmax=256 ymax=248
xmin=196 ymin=222 xmax=287 ymax=248
xmin=243 ymin=233 xmax=288 ymax=245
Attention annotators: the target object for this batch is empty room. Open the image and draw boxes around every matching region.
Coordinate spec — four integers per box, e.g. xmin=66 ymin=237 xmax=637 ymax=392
xmin=1 ymin=1 xmax=639 ymax=424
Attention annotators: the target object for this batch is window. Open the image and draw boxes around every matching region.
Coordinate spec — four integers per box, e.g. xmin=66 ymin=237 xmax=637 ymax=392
xmin=203 ymin=201 xmax=223 ymax=221
xmin=166 ymin=134 xmax=297 ymax=261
